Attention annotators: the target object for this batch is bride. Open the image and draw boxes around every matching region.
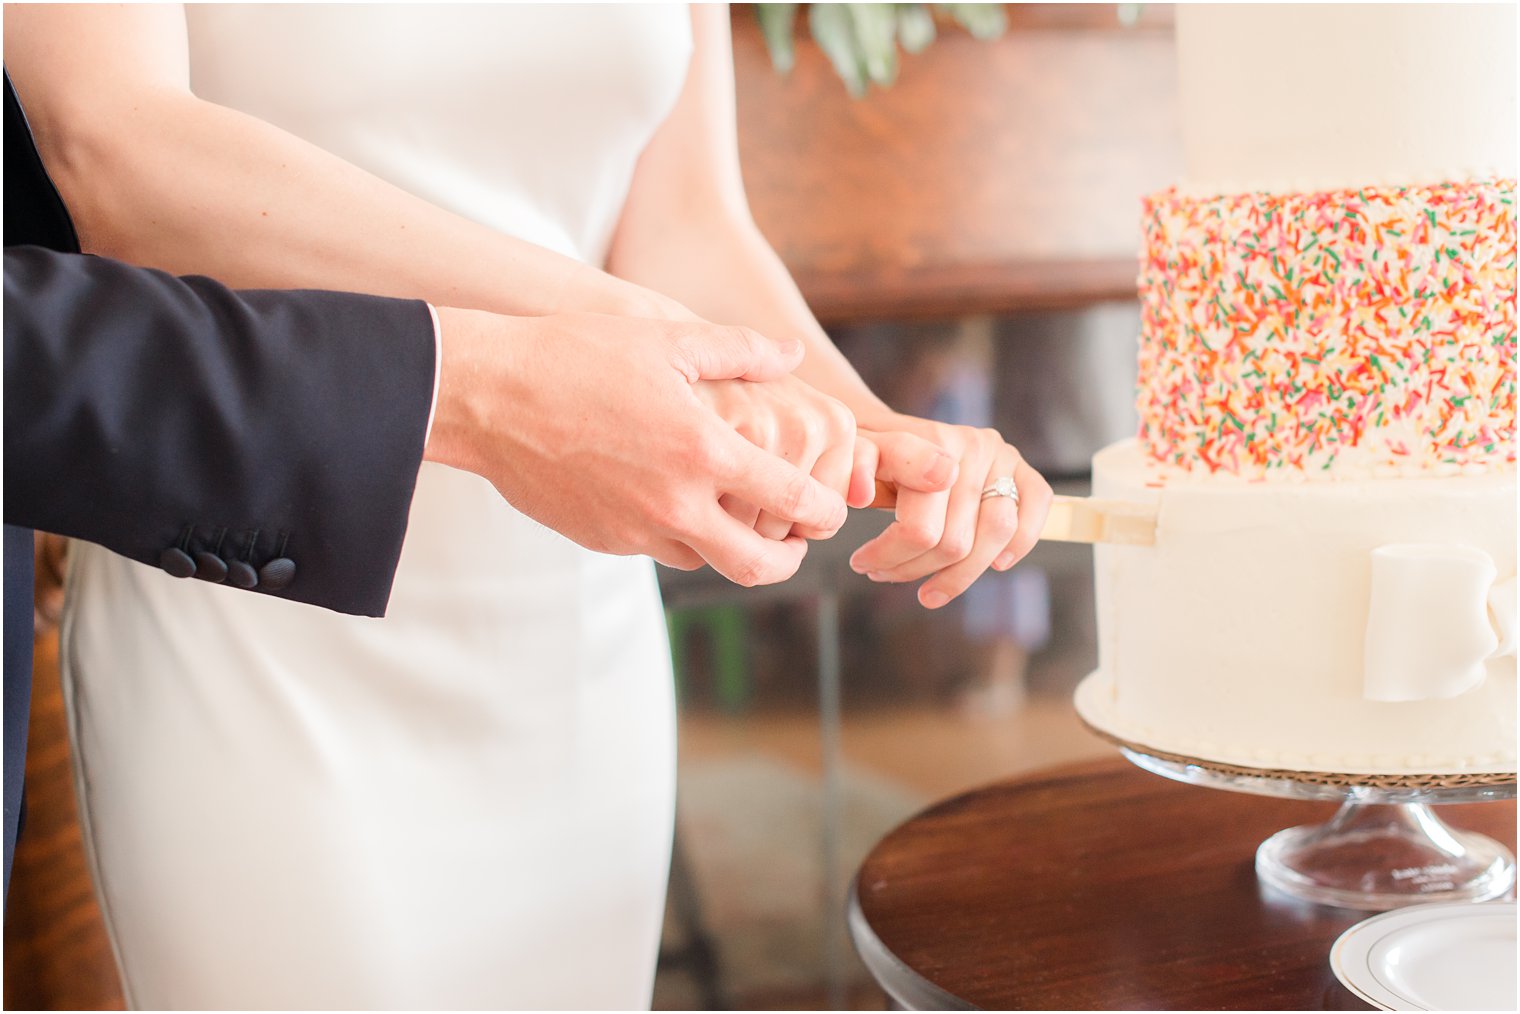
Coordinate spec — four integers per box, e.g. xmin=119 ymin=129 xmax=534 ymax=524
xmin=4 ymin=5 xmax=1050 ymax=1008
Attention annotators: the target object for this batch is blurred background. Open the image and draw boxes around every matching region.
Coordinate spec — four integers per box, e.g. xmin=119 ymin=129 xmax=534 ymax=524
xmin=4 ymin=4 xmax=1181 ymax=1009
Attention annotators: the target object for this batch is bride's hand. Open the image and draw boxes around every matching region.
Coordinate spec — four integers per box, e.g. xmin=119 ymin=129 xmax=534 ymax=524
xmin=695 ymin=379 xmax=959 ymax=542
xmin=848 ymin=414 xmax=1053 ymax=608
xmin=694 ymin=375 xmax=856 ymax=540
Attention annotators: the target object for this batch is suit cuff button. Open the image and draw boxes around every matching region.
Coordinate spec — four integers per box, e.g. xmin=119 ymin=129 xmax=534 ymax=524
xmin=158 ymin=547 xmax=197 ymax=579
xmin=193 ymin=551 xmax=229 ymax=584
xmin=226 ymin=559 xmax=259 ymax=589
xmin=259 ymin=558 xmax=296 ymax=591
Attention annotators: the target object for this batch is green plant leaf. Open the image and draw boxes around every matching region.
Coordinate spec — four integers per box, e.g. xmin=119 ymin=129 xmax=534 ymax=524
xmin=896 ymin=4 xmax=937 ymax=53
xmin=809 ymin=3 xmax=869 ymax=96
xmin=936 ymin=2 xmax=1008 ymax=40
xmin=756 ymin=3 xmax=801 ymax=74
xmin=762 ymin=2 xmax=1005 ymax=95
xmin=849 ymin=3 xmax=900 ymax=86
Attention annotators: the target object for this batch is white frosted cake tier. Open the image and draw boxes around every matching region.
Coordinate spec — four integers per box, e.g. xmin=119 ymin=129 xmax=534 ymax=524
xmin=1176 ymin=5 xmax=1516 ymax=196
xmin=1079 ymin=440 xmax=1517 ymax=775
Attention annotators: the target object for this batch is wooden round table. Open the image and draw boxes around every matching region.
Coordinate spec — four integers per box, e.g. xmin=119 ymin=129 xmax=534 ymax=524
xmin=848 ymin=756 xmax=1517 ymax=1010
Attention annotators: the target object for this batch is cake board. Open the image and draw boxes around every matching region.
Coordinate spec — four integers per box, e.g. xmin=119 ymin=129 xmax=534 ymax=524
xmin=1074 ymin=672 xmax=1517 ymax=909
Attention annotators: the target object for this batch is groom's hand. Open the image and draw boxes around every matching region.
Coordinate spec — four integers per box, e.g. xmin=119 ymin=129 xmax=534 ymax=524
xmin=424 ymin=307 xmax=848 ymax=586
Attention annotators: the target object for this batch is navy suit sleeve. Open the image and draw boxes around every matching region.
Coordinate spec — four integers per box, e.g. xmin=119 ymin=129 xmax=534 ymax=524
xmin=3 ymin=246 xmax=437 ymax=618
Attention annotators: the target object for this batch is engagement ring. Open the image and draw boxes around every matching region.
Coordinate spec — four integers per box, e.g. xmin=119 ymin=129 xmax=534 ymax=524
xmin=980 ymin=476 xmax=1019 ymax=506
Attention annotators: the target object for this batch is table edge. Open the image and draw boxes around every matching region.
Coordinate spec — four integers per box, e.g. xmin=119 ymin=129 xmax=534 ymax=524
xmin=847 ymin=876 xmax=978 ymax=1012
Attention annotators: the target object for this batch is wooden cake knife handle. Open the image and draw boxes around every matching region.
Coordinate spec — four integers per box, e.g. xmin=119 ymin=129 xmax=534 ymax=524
xmin=869 ymin=480 xmax=1157 ymax=546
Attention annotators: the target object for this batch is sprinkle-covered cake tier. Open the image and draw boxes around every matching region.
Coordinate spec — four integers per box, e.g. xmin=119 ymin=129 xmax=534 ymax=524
xmin=1139 ymin=180 xmax=1516 ymax=477
xmin=1074 ymin=4 xmax=1517 ymax=776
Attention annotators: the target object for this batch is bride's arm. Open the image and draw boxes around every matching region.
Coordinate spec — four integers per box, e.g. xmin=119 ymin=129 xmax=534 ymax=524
xmin=1 ymin=4 xmax=675 ymax=319
xmin=606 ymin=6 xmax=879 ymax=412
xmin=606 ymin=5 xmax=1054 ymax=607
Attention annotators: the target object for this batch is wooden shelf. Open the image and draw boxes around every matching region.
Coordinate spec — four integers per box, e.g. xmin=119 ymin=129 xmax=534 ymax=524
xmin=789 ymin=256 xmax=1140 ymax=324
xmin=733 ymin=4 xmax=1182 ymax=320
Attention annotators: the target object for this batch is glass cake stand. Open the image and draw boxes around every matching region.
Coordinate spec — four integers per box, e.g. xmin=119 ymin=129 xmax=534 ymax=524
xmin=1120 ymin=746 xmax=1516 ymax=911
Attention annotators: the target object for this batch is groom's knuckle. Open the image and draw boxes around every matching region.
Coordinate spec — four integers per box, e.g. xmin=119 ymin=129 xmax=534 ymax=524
xmin=686 ymin=429 xmax=727 ymax=474
xmin=602 ymin=515 xmax=637 ymax=550
xmin=775 ymin=471 xmax=813 ymax=517
xmin=664 ymin=317 xmax=697 ymax=341
xmin=664 ymin=324 xmax=695 ymax=355
xmin=720 ymin=324 xmax=761 ymax=355
xmin=673 ymin=500 xmax=709 ymax=540
xmin=729 ymin=549 xmax=773 ymax=588
xmin=645 ymin=489 xmax=694 ymax=537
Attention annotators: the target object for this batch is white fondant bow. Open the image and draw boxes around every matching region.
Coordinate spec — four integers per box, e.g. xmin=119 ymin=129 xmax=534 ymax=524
xmin=1364 ymin=544 xmax=1517 ymax=702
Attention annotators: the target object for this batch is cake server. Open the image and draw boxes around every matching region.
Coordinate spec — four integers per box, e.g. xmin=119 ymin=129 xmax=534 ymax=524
xmin=869 ymin=481 xmax=1157 ymax=546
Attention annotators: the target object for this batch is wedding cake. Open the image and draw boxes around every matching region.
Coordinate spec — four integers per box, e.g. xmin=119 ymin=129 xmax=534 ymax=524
xmin=1074 ymin=4 xmax=1518 ymax=776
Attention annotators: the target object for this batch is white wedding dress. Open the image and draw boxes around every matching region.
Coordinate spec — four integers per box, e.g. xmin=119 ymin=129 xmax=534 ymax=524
xmin=60 ymin=6 xmax=690 ymax=1009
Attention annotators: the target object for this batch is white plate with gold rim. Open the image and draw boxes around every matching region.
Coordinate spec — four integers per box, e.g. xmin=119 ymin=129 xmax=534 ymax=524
xmin=1330 ymin=901 xmax=1516 ymax=1011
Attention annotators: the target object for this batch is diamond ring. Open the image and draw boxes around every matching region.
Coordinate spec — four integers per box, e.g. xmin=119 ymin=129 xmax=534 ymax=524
xmin=980 ymin=476 xmax=1019 ymax=506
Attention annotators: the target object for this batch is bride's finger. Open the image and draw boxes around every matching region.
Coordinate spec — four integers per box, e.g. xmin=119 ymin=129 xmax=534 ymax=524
xmin=847 ymin=435 xmax=881 ymax=509
xmin=857 ymin=429 xmax=958 ymax=502
xmin=847 ymin=433 xmax=965 ymax=576
xmin=913 ymin=450 xmax=1030 ymax=607
xmin=990 ymin=457 xmax=1053 ymax=572
xmin=720 ymin=437 xmax=847 ymax=539
xmin=807 ymin=438 xmax=855 ymax=517
xmin=848 ymin=482 xmax=951 ymax=577
xmin=853 ymin=430 xmax=996 ymax=582
xmin=787 ymin=434 xmax=849 ymax=540
xmin=759 ymin=434 xmax=829 ymax=540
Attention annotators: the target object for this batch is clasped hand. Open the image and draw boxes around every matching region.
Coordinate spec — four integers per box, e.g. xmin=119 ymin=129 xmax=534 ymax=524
xmin=697 ymin=380 xmax=1052 ymax=606
xmin=429 ymin=307 xmax=1047 ymax=601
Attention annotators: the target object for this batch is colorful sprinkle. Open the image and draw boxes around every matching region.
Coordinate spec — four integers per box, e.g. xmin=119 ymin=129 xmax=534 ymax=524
xmin=1137 ymin=179 xmax=1517 ymax=476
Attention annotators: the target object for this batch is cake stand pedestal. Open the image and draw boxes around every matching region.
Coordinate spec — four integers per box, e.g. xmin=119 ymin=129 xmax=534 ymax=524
xmin=1119 ymin=745 xmax=1516 ymax=911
